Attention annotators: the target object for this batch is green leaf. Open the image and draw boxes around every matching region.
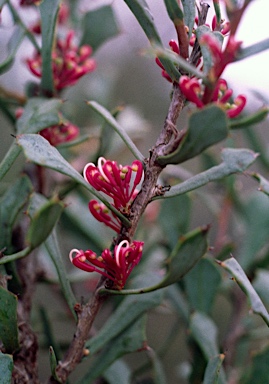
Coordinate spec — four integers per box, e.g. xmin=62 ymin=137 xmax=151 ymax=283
xmin=218 ymin=257 xmax=269 ymax=326
xmin=16 ymin=134 xmax=131 ymax=227
xmin=0 ymin=175 xmax=32 ymax=251
xmin=49 ymin=346 xmax=60 ymax=382
xmin=0 ymin=26 xmax=25 ymax=75
xmin=159 ymin=194 xmax=191 ymax=248
xmin=164 ymin=0 xmax=184 ymax=22
xmin=103 ymin=360 xmax=131 ymax=384
xmin=101 ymin=226 xmax=208 ymax=295
xmin=184 ymin=258 xmax=222 ymax=314
xmin=45 ymin=232 xmax=77 ymax=320
xmin=157 ymin=148 xmax=258 ymax=199
xmin=157 ymin=105 xmax=229 ymax=165
xmin=27 ymin=192 xmax=77 ymax=318
xmin=242 ymin=345 xmax=269 ymax=384
xmin=0 ymin=286 xmax=19 ymax=353
xmin=0 ymin=352 xmax=13 ymax=384
xmin=40 ymin=0 xmax=61 ymax=94
xmin=190 ymin=312 xmax=219 ymax=359
xmin=181 ymin=0 xmax=196 ymax=38
xmin=165 ymin=285 xmax=190 ymax=323
xmin=229 ymin=108 xmax=269 ymax=129
xmin=87 ymin=101 xmax=145 ymax=162
xmin=79 ymin=316 xmax=146 ymax=384
xmin=203 ymin=354 xmax=225 ymax=384
xmin=80 ymin=6 xmax=120 ymax=52
xmin=236 ymin=38 xmax=269 ymax=61
xmin=26 ymin=198 xmax=64 ymax=249
xmin=16 ymin=98 xmax=62 ymax=134
xmin=86 ymin=274 xmax=163 ymax=353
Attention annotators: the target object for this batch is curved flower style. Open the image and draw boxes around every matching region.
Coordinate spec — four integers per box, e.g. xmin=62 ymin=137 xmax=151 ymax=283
xmin=69 ymin=240 xmax=144 ymax=290
xmin=89 ymin=200 xmax=122 ymax=233
xmin=179 ymin=76 xmax=246 ymax=118
xmin=84 ymin=157 xmax=144 ymax=214
xmin=26 ymin=31 xmax=96 ymax=91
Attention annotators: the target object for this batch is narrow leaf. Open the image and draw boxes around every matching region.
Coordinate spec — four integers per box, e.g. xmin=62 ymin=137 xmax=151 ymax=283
xmin=40 ymin=0 xmax=61 ymax=94
xmin=157 ymin=105 xmax=229 ymax=165
xmin=80 ymin=6 xmax=120 ymax=52
xmin=0 ymin=286 xmax=19 ymax=353
xmin=0 ymin=26 xmax=25 ymax=75
xmin=181 ymin=0 xmax=196 ymax=37
xmin=164 ymin=0 xmax=184 ymax=22
xmin=79 ymin=316 xmax=146 ymax=384
xmin=0 ymin=352 xmax=13 ymax=384
xmin=146 ymin=347 xmax=167 ymax=384
xmin=236 ymin=38 xmax=269 ymax=61
xmin=0 ymin=175 xmax=32 ymax=251
xmin=157 ymin=148 xmax=258 ymax=199
xmin=218 ymin=257 xmax=269 ymax=326
xmin=17 ymin=134 xmax=130 ymax=227
xmin=229 ymin=108 xmax=269 ymax=129
xmin=190 ymin=311 xmax=219 ymax=359
xmin=86 ymin=274 xmax=163 ymax=352
xmin=45 ymin=232 xmax=77 ymax=319
xmin=87 ymin=101 xmax=144 ymax=162
xmin=203 ymin=354 xmax=225 ymax=384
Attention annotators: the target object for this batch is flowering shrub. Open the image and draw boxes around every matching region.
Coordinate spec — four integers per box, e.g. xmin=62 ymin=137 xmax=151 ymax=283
xmin=1 ymin=1 xmax=269 ymax=383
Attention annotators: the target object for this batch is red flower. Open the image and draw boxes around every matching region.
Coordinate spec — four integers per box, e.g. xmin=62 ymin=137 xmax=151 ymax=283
xmin=179 ymin=76 xmax=246 ymax=118
xmin=89 ymin=200 xmax=122 ymax=233
xmin=40 ymin=120 xmax=79 ymax=146
xmin=26 ymin=31 xmax=96 ymax=91
xmin=83 ymin=157 xmax=143 ymax=214
xmin=69 ymin=240 xmax=144 ymax=290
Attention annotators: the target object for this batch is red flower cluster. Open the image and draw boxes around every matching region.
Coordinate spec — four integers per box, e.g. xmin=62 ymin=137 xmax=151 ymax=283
xmin=83 ymin=157 xmax=143 ymax=214
xmin=179 ymin=76 xmax=246 ymax=118
xmin=26 ymin=31 xmax=96 ymax=91
xmin=69 ymin=240 xmax=144 ymax=290
xmin=40 ymin=120 xmax=79 ymax=146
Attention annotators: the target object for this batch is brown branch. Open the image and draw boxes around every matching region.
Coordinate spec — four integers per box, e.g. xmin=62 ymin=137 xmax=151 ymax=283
xmin=49 ymin=84 xmax=186 ymax=383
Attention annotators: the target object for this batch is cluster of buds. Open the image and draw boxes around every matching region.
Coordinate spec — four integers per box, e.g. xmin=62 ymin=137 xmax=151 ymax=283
xmin=83 ymin=157 xmax=144 ymax=214
xmin=40 ymin=120 xmax=79 ymax=146
xmin=179 ymin=76 xmax=246 ymax=118
xmin=69 ymin=240 xmax=144 ymax=290
xmin=26 ymin=30 xmax=96 ymax=91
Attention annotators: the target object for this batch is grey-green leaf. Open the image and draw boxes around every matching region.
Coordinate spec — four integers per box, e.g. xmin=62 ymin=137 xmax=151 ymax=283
xmin=218 ymin=257 xmax=269 ymax=326
xmin=40 ymin=0 xmax=61 ymax=94
xmin=0 ymin=287 xmax=19 ymax=353
xmin=79 ymin=316 xmax=146 ymax=384
xmin=157 ymin=105 xmax=229 ymax=166
xmin=158 ymin=148 xmax=257 ymax=199
xmin=16 ymin=134 xmax=130 ymax=227
xmin=80 ymin=6 xmax=120 ymax=52
xmin=203 ymin=354 xmax=225 ymax=384
xmin=0 ymin=352 xmax=14 ymax=384
xmin=0 ymin=26 xmax=25 ymax=75
xmin=184 ymin=258 xmax=222 ymax=314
